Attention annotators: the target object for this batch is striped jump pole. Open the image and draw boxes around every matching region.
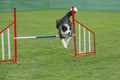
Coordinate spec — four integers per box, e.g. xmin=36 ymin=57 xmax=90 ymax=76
xmin=15 ymin=35 xmax=59 ymax=39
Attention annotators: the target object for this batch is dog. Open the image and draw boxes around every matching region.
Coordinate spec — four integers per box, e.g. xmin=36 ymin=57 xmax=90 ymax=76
xmin=56 ymin=7 xmax=78 ymax=48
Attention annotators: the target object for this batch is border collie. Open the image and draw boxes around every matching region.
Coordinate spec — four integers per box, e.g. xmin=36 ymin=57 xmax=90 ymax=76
xmin=56 ymin=7 xmax=78 ymax=48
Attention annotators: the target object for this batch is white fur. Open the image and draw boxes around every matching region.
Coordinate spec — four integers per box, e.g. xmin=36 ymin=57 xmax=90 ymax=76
xmin=66 ymin=37 xmax=72 ymax=46
xmin=61 ymin=37 xmax=72 ymax=48
xmin=61 ymin=39 xmax=67 ymax=48
xmin=70 ymin=6 xmax=78 ymax=12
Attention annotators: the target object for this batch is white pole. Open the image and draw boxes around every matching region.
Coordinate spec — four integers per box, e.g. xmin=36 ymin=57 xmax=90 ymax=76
xmin=78 ymin=24 xmax=81 ymax=53
xmin=15 ymin=36 xmax=36 ymax=39
xmin=84 ymin=28 xmax=86 ymax=52
xmin=7 ymin=29 xmax=11 ymax=59
xmin=1 ymin=33 xmax=5 ymax=60
xmin=88 ymin=31 xmax=91 ymax=52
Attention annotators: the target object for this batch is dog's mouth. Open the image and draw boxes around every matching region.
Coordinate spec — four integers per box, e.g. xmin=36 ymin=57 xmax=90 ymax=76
xmin=67 ymin=32 xmax=72 ymax=36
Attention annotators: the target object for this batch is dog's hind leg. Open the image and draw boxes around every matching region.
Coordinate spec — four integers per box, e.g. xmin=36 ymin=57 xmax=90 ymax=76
xmin=61 ymin=39 xmax=67 ymax=48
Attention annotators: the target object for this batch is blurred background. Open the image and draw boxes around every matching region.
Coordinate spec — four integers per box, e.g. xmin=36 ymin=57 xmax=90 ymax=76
xmin=0 ymin=0 xmax=120 ymax=12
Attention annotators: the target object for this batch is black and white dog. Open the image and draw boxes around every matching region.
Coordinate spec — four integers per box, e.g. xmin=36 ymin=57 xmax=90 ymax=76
xmin=56 ymin=7 xmax=78 ymax=48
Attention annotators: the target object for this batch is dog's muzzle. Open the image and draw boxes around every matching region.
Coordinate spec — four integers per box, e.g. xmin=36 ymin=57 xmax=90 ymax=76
xmin=67 ymin=31 xmax=72 ymax=37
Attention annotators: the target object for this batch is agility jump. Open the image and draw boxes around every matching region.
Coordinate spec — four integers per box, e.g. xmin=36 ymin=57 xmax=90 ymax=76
xmin=0 ymin=8 xmax=18 ymax=63
xmin=0 ymin=7 xmax=96 ymax=63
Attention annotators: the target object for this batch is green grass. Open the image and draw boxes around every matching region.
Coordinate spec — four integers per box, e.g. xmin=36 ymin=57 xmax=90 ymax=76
xmin=0 ymin=10 xmax=120 ymax=80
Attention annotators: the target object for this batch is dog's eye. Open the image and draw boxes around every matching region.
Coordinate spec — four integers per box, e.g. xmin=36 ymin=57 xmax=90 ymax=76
xmin=62 ymin=26 xmax=67 ymax=32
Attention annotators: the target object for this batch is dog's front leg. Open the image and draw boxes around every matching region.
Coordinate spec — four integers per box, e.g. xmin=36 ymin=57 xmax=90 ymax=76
xmin=66 ymin=37 xmax=72 ymax=47
xmin=61 ymin=39 xmax=67 ymax=48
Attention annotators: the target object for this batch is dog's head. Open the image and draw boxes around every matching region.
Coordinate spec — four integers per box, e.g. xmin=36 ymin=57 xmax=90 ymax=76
xmin=56 ymin=7 xmax=78 ymax=38
xmin=61 ymin=24 xmax=72 ymax=37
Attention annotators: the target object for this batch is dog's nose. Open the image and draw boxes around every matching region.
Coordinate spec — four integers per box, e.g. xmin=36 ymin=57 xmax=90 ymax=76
xmin=68 ymin=32 xmax=71 ymax=35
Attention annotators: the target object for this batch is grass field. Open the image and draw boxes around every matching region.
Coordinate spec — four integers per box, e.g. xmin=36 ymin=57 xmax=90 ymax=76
xmin=0 ymin=9 xmax=120 ymax=80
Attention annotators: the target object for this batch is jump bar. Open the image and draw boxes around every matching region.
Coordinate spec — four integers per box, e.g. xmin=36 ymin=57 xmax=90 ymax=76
xmin=15 ymin=35 xmax=59 ymax=39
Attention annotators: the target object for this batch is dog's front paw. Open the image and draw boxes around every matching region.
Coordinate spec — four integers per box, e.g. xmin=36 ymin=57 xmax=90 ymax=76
xmin=63 ymin=45 xmax=67 ymax=49
xmin=61 ymin=39 xmax=67 ymax=49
